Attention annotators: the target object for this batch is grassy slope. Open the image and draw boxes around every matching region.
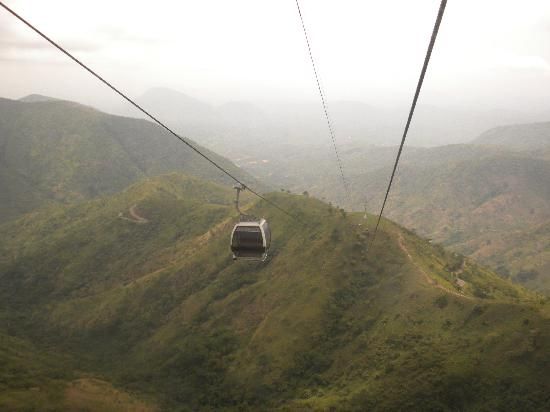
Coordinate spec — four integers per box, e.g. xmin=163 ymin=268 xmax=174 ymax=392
xmin=0 ymin=97 xmax=258 ymax=223
xmin=0 ymin=173 xmax=548 ymax=410
xmin=375 ymin=154 xmax=550 ymax=294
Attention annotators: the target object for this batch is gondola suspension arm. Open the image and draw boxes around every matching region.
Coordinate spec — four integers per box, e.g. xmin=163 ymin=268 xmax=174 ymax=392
xmin=234 ymin=184 xmax=246 ymax=218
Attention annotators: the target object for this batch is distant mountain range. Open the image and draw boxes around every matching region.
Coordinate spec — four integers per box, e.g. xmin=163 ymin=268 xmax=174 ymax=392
xmin=18 ymin=94 xmax=61 ymax=103
xmin=473 ymin=121 xmax=550 ymax=152
xmin=0 ymin=96 xmax=258 ymax=222
xmin=111 ymin=87 xmax=550 ymax=159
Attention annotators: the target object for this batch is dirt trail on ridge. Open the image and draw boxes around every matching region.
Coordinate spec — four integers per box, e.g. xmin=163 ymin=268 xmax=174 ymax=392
xmin=396 ymin=232 xmax=474 ymax=300
xmin=119 ymin=204 xmax=149 ymax=224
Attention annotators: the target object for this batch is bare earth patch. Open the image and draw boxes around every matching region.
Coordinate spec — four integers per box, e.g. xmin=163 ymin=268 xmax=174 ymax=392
xmin=64 ymin=378 xmax=157 ymax=412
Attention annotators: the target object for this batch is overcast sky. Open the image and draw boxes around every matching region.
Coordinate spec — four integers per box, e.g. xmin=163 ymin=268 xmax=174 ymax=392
xmin=1 ymin=0 xmax=549 ymax=112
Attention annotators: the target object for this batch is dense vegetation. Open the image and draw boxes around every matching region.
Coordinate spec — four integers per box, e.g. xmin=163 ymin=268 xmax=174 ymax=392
xmin=1 ymin=173 xmax=548 ymax=410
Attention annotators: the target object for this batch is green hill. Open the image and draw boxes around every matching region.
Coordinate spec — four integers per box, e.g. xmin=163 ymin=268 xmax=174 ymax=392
xmin=1 ymin=173 xmax=548 ymax=410
xmin=0 ymin=96 xmax=258 ymax=223
xmin=473 ymin=121 xmax=550 ymax=151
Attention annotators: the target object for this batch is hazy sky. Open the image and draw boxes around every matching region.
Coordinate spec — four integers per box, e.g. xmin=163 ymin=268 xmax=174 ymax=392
xmin=1 ymin=0 xmax=549 ymax=112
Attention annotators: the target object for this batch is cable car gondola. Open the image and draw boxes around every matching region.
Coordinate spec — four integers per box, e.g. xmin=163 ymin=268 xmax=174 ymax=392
xmin=230 ymin=185 xmax=271 ymax=261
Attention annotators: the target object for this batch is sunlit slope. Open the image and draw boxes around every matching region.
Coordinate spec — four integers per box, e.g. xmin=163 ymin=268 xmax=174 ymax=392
xmin=364 ymin=154 xmax=550 ymax=293
xmin=0 ymin=174 xmax=548 ymax=410
xmin=370 ymin=154 xmax=550 ymax=237
xmin=475 ymin=221 xmax=550 ymax=293
xmin=0 ymin=97 xmax=258 ymax=222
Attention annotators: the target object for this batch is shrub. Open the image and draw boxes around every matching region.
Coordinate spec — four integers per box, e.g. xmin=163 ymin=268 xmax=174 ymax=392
xmin=495 ymin=265 xmax=510 ymax=278
xmin=516 ymin=270 xmax=538 ymax=283
xmin=434 ymin=295 xmax=449 ymax=309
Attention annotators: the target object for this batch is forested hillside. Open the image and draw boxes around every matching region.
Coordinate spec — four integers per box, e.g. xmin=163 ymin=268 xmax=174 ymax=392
xmin=244 ymin=140 xmax=550 ymax=294
xmin=0 ymin=97 xmax=257 ymax=223
xmin=1 ymin=173 xmax=548 ymax=410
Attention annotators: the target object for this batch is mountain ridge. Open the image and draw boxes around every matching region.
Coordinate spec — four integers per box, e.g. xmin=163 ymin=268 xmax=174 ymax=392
xmin=18 ymin=94 xmax=61 ymax=103
xmin=472 ymin=121 xmax=550 ymax=151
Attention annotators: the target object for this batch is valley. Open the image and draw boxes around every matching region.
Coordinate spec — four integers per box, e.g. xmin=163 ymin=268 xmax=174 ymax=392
xmin=0 ymin=95 xmax=549 ymax=410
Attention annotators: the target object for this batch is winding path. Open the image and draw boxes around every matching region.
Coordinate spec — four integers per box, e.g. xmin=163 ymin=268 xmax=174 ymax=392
xmin=118 ymin=204 xmax=149 ymax=224
xmin=396 ymin=232 xmax=473 ymax=300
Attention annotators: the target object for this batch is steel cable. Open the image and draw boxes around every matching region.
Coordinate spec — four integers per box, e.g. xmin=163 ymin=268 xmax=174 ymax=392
xmin=372 ymin=0 xmax=447 ymax=241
